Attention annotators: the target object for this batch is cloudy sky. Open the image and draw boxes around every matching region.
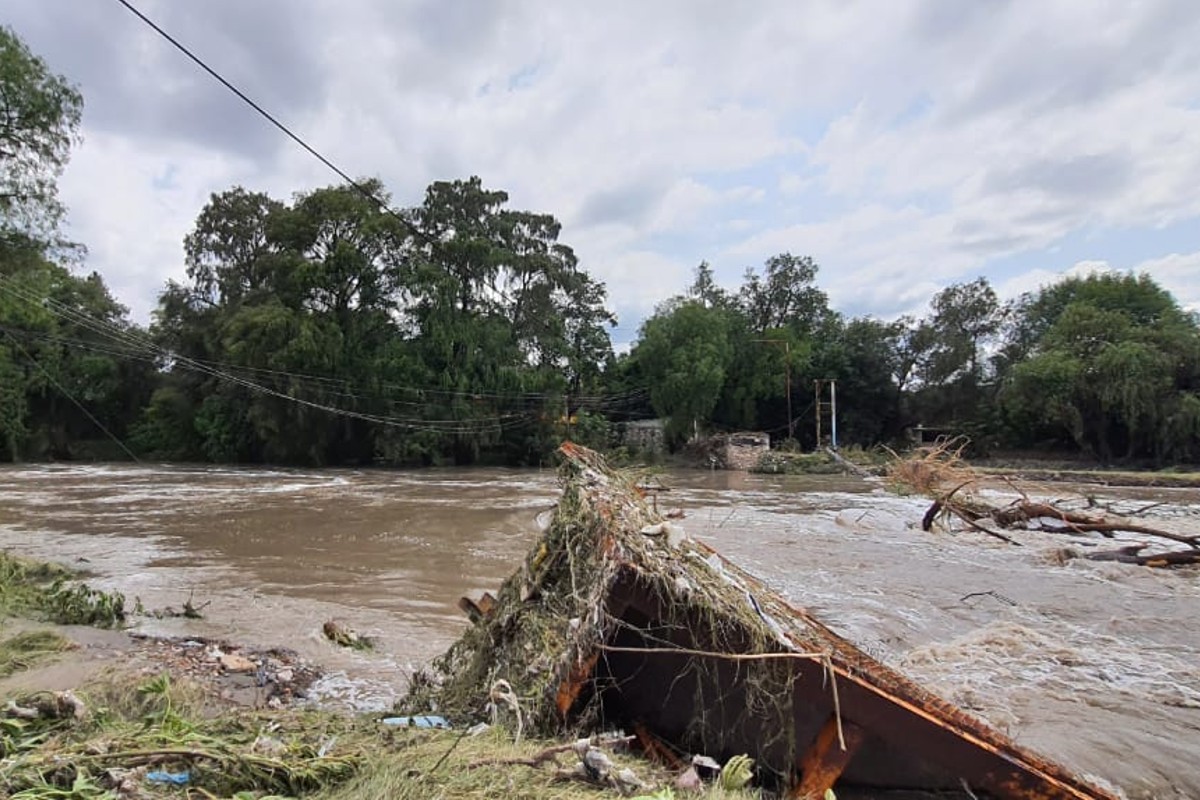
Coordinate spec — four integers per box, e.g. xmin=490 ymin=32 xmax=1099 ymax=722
xmin=8 ymin=0 xmax=1200 ymax=345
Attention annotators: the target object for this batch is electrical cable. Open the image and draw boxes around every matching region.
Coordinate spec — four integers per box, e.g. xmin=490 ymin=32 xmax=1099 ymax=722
xmin=0 ymin=278 xmax=644 ymax=434
xmin=12 ymin=2 xmax=648 ymax=440
xmin=1 ymin=329 xmax=141 ymax=461
xmin=109 ymin=0 xmax=432 ymax=249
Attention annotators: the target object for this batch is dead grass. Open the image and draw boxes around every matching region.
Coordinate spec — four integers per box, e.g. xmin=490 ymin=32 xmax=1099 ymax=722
xmin=0 ymin=628 xmax=71 ymax=678
xmin=1 ymin=666 xmax=701 ymax=800
xmin=885 ymin=437 xmax=979 ymax=498
xmin=313 ymin=727 xmax=684 ymax=800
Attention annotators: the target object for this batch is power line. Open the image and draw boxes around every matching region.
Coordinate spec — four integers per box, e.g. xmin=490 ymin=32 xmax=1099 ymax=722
xmin=109 ymin=0 xmax=430 ymax=248
xmin=2 ymin=330 xmax=141 ymax=462
xmin=0 ymin=279 xmax=521 ymax=433
xmin=16 ymin=3 xmax=638 ymax=439
xmin=0 ymin=316 xmax=648 ymax=407
xmin=0 ymin=278 xmax=647 ymax=434
xmin=109 ymin=0 xmax=613 ymax=355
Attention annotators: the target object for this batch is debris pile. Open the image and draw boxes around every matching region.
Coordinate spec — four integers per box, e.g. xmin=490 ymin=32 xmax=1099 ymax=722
xmin=129 ymin=634 xmax=319 ymax=708
xmin=0 ymin=673 xmax=360 ymax=799
xmin=404 ymin=442 xmax=1118 ymax=798
xmin=322 ymin=619 xmax=376 ymax=650
xmin=892 ymin=438 xmax=1200 ymax=566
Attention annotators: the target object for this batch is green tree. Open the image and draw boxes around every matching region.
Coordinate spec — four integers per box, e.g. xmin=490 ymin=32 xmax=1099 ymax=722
xmin=1000 ymin=273 xmax=1200 ymax=462
xmin=1 ymin=242 xmax=151 ymax=460
xmin=820 ymin=316 xmax=911 ymax=446
xmin=403 ymin=177 xmax=614 ymax=463
xmin=688 ymin=261 xmax=733 ymax=310
xmin=151 ymin=181 xmax=413 ymax=464
xmin=903 ymin=278 xmax=1003 ymax=441
xmin=0 ymin=27 xmax=150 ymax=462
xmin=632 ymin=300 xmax=733 ymax=442
xmin=922 ymin=277 xmax=1001 ymax=385
xmin=142 ymin=176 xmax=615 ymax=467
xmin=0 ymin=26 xmax=82 ymax=247
xmin=738 ymin=253 xmax=829 ymax=334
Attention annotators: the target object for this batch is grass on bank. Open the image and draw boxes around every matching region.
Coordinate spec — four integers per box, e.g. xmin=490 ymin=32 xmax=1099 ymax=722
xmin=1 ymin=670 xmax=709 ymax=800
xmin=0 ymin=629 xmax=71 ymax=679
xmin=0 ymin=551 xmax=745 ymax=799
xmin=974 ymin=465 xmax=1200 ymax=488
xmin=0 ymin=551 xmax=126 ymax=628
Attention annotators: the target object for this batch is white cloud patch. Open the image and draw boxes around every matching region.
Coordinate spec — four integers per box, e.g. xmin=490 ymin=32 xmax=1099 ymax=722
xmin=1128 ymin=252 xmax=1200 ymax=312
xmin=57 ymin=133 xmax=249 ymax=321
xmin=5 ymin=0 xmax=1200 ymax=331
xmin=994 ymin=256 xmax=1200 ymax=316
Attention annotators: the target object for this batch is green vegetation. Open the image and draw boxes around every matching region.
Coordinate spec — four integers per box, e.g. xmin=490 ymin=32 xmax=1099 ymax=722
xmin=0 ymin=669 xmax=694 ymax=800
xmin=2 ymin=26 xmax=1198 ymax=468
xmin=0 ymin=551 xmax=681 ymax=800
xmin=0 ymin=552 xmax=126 ymax=628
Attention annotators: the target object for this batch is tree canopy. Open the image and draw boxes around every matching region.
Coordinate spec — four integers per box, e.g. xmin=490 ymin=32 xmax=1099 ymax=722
xmin=0 ymin=25 xmax=82 ymax=248
xmin=3 ymin=25 xmax=1199 ymax=468
xmin=1000 ymin=273 xmax=1200 ymax=462
xmin=133 ymin=177 xmax=616 ymax=466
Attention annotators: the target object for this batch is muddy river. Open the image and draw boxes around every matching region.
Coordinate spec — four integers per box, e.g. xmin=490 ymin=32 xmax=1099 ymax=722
xmin=0 ymin=463 xmax=1197 ymax=798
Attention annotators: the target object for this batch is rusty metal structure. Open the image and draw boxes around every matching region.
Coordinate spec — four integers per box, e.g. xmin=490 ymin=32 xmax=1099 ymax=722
xmin=417 ymin=443 xmax=1118 ymax=799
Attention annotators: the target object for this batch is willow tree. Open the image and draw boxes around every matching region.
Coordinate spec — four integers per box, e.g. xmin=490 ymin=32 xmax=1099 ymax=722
xmin=401 ymin=177 xmax=615 ymax=463
xmin=0 ymin=25 xmax=82 ymax=247
xmin=633 ymin=300 xmax=733 ymax=442
xmin=1001 ymin=273 xmax=1200 ymax=462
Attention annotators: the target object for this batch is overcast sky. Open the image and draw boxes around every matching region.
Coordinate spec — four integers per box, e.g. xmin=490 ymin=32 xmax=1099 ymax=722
xmin=8 ymin=0 xmax=1200 ymax=345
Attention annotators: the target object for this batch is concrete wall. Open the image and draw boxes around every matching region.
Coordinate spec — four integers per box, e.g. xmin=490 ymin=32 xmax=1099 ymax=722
xmin=622 ymin=420 xmax=665 ymax=454
xmin=719 ymin=432 xmax=771 ymax=471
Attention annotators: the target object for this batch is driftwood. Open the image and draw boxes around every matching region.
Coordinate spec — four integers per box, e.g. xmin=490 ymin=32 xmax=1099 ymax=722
xmin=922 ymin=499 xmax=1023 ymax=546
xmin=988 ymin=502 xmax=1199 ymax=547
xmin=1075 ymin=544 xmax=1200 ymax=568
xmin=824 ymin=447 xmax=875 ymax=478
xmin=898 ymin=442 xmax=1199 ymax=567
xmin=924 ymin=494 xmax=1199 ymax=567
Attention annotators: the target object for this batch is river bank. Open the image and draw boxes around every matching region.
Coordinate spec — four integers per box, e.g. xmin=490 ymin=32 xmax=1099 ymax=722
xmin=0 ymin=554 xmax=688 ymax=799
xmin=1 ymin=462 xmax=1197 ymax=797
xmin=751 ymin=446 xmax=1200 ymax=488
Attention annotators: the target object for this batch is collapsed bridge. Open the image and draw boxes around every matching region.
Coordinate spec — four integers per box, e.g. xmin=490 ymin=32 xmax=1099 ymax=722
xmin=405 ymin=443 xmax=1118 ymax=799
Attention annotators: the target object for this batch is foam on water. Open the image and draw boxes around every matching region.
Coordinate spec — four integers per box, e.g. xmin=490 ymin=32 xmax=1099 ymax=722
xmin=1 ymin=463 xmax=1197 ymax=796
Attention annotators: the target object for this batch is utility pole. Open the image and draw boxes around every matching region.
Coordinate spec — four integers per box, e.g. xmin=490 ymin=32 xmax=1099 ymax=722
xmin=830 ymin=379 xmax=838 ymax=450
xmin=814 ymin=379 xmax=822 ymax=448
xmin=755 ymin=339 xmax=793 ymax=441
xmin=814 ymin=378 xmax=838 ymax=450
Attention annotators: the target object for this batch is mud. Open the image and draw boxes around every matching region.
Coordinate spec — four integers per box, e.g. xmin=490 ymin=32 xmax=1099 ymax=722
xmin=1 ymin=463 xmax=1197 ymax=797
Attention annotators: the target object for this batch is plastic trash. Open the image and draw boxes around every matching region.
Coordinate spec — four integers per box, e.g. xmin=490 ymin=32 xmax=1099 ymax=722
xmin=380 ymin=715 xmax=449 ymax=728
xmin=146 ymin=770 xmax=190 ymax=785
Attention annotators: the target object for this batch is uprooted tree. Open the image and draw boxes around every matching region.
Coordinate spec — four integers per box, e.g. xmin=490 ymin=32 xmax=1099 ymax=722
xmin=890 ymin=438 xmax=1200 ymax=567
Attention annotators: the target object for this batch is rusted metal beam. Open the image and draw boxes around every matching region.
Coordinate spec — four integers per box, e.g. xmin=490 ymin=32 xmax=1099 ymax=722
xmin=789 ymin=715 xmax=865 ymax=799
xmin=554 ymin=652 xmax=600 ymax=718
xmin=632 ymin=721 xmax=685 ymax=770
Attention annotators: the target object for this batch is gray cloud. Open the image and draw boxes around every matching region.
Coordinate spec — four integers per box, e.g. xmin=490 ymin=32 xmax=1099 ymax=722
xmin=940 ymin=2 xmax=1200 ymax=126
xmin=982 ymin=151 xmax=1135 ymax=199
xmin=908 ymin=2 xmax=1011 ymax=42
xmin=4 ymin=0 xmax=1199 ymax=333
xmin=576 ymin=181 xmax=668 ymax=228
xmin=7 ymin=0 xmax=329 ymax=161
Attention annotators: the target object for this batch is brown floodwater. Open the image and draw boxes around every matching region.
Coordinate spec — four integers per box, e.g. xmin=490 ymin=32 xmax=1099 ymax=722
xmin=0 ymin=462 xmax=1197 ymax=798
